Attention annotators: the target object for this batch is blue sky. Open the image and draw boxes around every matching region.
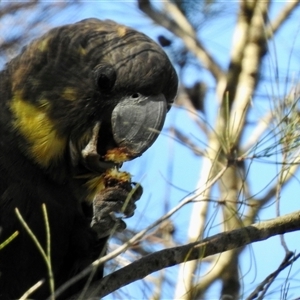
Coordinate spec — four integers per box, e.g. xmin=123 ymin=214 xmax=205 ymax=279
xmin=2 ymin=1 xmax=300 ymax=299
xmin=52 ymin=2 xmax=300 ymax=299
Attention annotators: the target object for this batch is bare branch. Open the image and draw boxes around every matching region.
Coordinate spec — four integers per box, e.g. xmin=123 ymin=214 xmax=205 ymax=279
xmin=191 ymin=250 xmax=239 ymax=298
xmin=71 ymin=210 xmax=300 ymax=299
xmin=51 ymin=165 xmax=228 ymax=299
xmin=228 ymin=1 xmax=270 ymax=147
xmin=267 ymin=1 xmax=300 ymax=38
xmin=138 ymin=0 xmax=224 ymax=82
xmin=0 ymin=2 xmax=38 ymax=19
xmin=217 ymin=0 xmax=255 ymax=104
xmin=242 ymin=111 xmax=273 ymax=153
xmin=246 ymin=252 xmax=300 ymax=300
xmin=172 ymin=127 xmax=205 ymax=157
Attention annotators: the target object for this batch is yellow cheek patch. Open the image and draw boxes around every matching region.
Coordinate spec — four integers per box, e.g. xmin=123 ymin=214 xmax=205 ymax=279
xmin=10 ymin=93 xmax=67 ymax=168
xmin=62 ymin=87 xmax=79 ymax=101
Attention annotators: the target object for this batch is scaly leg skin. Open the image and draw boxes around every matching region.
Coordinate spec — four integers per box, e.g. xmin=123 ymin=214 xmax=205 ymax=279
xmin=91 ymin=182 xmax=143 ymax=239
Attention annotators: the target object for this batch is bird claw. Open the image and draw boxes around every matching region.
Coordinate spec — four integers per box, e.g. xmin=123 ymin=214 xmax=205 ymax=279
xmin=91 ymin=183 xmax=142 ymax=238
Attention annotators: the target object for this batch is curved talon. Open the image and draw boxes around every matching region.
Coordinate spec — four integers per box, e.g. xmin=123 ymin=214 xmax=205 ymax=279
xmin=91 ymin=213 xmax=126 ymax=238
xmin=131 ymin=182 xmax=143 ymax=201
xmin=91 ymin=184 xmax=143 ymax=237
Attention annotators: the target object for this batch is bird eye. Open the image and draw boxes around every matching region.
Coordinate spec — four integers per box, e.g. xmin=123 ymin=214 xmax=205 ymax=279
xmin=93 ymin=64 xmax=116 ymax=92
xmin=131 ymin=93 xmax=140 ymax=99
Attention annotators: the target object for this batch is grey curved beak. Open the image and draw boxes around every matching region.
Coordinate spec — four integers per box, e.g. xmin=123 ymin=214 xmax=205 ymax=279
xmin=111 ymin=93 xmax=167 ymax=157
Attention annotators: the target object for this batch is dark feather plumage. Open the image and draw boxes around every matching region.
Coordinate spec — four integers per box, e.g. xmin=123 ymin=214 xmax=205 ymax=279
xmin=0 ymin=18 xmax=177 ymax=299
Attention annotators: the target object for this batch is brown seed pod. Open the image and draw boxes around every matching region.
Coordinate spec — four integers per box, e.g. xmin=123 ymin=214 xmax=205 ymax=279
xmin=102 ymin=168 xmax=132 ymax=190
xmin=103 ymin=147 xmax=134 ymax=163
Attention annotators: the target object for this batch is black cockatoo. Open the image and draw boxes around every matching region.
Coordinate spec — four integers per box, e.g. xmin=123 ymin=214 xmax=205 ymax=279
xmin=0 ymin=18 xmax=178 ymax=299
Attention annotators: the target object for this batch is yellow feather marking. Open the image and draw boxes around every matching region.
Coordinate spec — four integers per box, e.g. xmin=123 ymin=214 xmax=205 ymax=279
xmin=62 ymin=87 xmax=78 ymax=101
xmin=117 ymin=26 xmax=127 ymax=37
xmin=85 ymin=175 xmax=106 ymax=202
xmin=37 ymin=38 xmax=49 ymax=52
xmin=10 ymin=93 xmax=67 ymax=167
xmin=78 ymin=45 xmax=87 ymax=56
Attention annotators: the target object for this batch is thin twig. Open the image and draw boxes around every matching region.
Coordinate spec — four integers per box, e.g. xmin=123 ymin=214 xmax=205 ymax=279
xmin=72 ymin=210 xmax=300 ymax=299
xmin=0 ymin=231 xmax=18 ymax=250
xmin=138 ymin=0 xmax=224 ymax=81
xmin=42 ymin=204 xmax=55 ymax=299
xmin=19 ymin=280 xmax=45 ymax=300
xmin=15 ymin=207 xmax=54 ymax=300
xmin=52 ymin=165 xmax=228 ymax=299
xmin=246 ymin=252 xmax=300 ymax=300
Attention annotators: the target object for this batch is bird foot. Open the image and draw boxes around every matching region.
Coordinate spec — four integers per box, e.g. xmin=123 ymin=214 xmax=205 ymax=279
xmin=91 ymin=183 xmax=142 ymax=238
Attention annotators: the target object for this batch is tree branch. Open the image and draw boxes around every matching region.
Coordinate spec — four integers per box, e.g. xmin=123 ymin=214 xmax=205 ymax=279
xmin=228 ymin=1 xmax=270 ymax=147
xmin=68 ymin=210 xmax=300 ymax=299
xmin=246 ymin=252 xmax=300 ymax=300
xmin=267 ymin=1 xmax=300 ymax=38
xmin=137 ymin=0 xmax=224 ymax=82
xmin=51 ymin=165 xmax=228 ymax=300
